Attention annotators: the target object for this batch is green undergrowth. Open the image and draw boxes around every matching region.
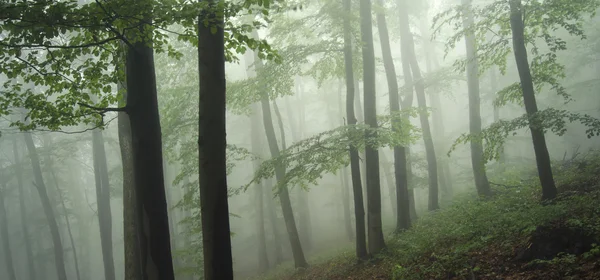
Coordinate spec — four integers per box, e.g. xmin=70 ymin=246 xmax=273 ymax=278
xmin=255 ymin=152 xmax=600 ymax=280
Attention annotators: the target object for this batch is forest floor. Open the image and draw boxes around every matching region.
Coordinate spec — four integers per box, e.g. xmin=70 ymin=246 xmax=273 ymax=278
xmin=254 ymin=153 xmax=600 ymax=280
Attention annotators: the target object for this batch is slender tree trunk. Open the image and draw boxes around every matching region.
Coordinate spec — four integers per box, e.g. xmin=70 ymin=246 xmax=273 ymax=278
xmin=245 ymin=54 xmax=283 ymax=266
xmin=12 ymin=138 xmax=36 ymax=279
xmin=119 ymin=76 xmax=142 ymax=280
xmin=280 ymin=93 xmax=312 ymax=251
xmin=48 ymin=168 xmax=82 ymax=280
xmin=125 ymin=4 xmax=175 ymax=277
xmin=250 ymin=104 xmax=270 ymax=273
xmin=420 ymin=15 xmax=453 ymax=200
xmin=462 ymin=0 xmax=492 ymax=198
xmin=376 ymin=0 xmax=411 ymax=231
xmin=0 ymin=185 xmax=17 ymax=280
xmin=343 ymin=0 xmax=367 ymax=260
xmin=490 ymin=67 xmax=506 ymax=170
xmin=24 ymin=132 xmax=68 ymax=280
xmin=197 ymin=0 xmax=234 ymax=278
xmin=396 ymin=3 xmax=417 ymax=220
xmin=359 ymin=0 xmax=386 ymax=254
xmin=251 ymin=33 xmax=308 ymax=269
xmin=91 ymin=129 xmax=116 ymax=280
xmin=336 ymin=81 xmax=354 ymax=241
xmin=398 ymin=0 xmax=439 ymax=211
xmin=508 ymin=0 xmax=557 ymax=200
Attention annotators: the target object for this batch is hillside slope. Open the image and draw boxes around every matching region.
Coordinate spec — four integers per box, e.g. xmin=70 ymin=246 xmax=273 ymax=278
xmin=257 ymin=153 xmax=600 ymax=280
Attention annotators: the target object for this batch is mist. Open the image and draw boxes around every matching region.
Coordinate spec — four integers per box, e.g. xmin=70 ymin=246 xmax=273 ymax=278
xmin=1 ymin=0 xmax=600 ymax=279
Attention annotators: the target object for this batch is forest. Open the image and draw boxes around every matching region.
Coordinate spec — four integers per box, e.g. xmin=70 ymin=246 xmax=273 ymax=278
xmin=1 ymin=0 xmax=600 ymax=279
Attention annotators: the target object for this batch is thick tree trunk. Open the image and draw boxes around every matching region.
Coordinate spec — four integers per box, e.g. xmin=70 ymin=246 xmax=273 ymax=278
xmin=359 ymin=0 xmax=386 ymax=254
xmin=0 ymin=185 xmax=17 ymax=280
xmin=508 ymin=0 xmax=557 ymax=200
xmin=92 ymin=129 xmax=116 ymax=280
xmin=375 ymin=0 xmax=411 ymax=231
xmin=119 ymin=78 xmax=142 ymax=280
xmin=24 ymin=132 xmax=68 ymax=280
xmin=12 ymin=138 xmax=36 ymax=279
xmin=343 ymin=0 xmax=367 ymax=260
xmin=250 ymin=104 xmax=270 ymax=272
xmin=125 ymin=6 xmax=175 ymax=278
xmin=462 ymin=0 xmax=492 ymax=198
xmin=398 ymin=0 xmax=439 ymax=211
xmin=197 ymin=0 xmax=234 ymax=278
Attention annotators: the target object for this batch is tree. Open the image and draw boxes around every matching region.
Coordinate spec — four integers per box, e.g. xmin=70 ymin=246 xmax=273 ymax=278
xmin=359 ymin=0 xmax=386 ymax=254
xmin=0 ymin=181 xmax=16 ymax=280
xmin=508 ymin=0 xmax=557 ymax=200
xmin=197 ymin=0 xmax=234 ymax=277
xmin=462 ymin=0 xmax=493 ymax=197
xmin=92 ymin=128 xmax=115 ymax=280
xmin=11 ymin=137 xmax=36 ymax=279
xmin=375 ymin=0 xmax=411 ymax=231
xmin=124 ymin=2 xmax=175 ymax=277
xmin=24 ymin=131 xmax=68 ymax=280
xmin=253 ymin=48 xmax=309 ymax=269
xmin=398 ymin=0 xmax=439 ymax=211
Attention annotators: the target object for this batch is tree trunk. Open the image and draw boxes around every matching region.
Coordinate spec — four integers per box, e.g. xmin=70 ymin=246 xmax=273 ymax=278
xmin=462 ymin=0 xmax=492 ymax=198
xmin=375 ymin=0 xmax=411 ymax=231
xmin=359 ymin=0 xmax=386 ymax=254
xmin=398 ymin=0 xmax=439 ymax=211
xmin=24 ymin=132 xmax=68 ymax=280
xmin=343 ymin=0 xmax=367 ymax=260
xmin=250 ymin=104 xmax=270 ymax=273
xmin=12 ymin=137 xmax=36 ymax=279
xmin=279 ymin=93 xmax=312 ymax=251
xmin=124 ymin=6 xmax=175 ymax=278
xmin=119 ymin=75 xmax=142 ymax=280
xmin=0 ymin=185 xmax=17 ymax=280
xmin=420 ymin=15 xmax=453 ymax=201
xmin=264 ymin=178 xmax=284 ymax=264
xmin=251 ymin=34 xmax=308 ymax=269
xmin=92 ymin=129 xmax=116 ymax=280
xmin=508 ymin=0 xmax=557 ymax=200
xmin=490 ymin=67 xmax=506 ymax=170
xmin=336 ymin=81 xmax=354 ymax=242
xmin=197 ymin=0 xmax=234 ymax=278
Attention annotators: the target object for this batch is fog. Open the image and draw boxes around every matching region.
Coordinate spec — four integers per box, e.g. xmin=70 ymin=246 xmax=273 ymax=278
xmin=1 ymin=0 xmax=599 ymax=279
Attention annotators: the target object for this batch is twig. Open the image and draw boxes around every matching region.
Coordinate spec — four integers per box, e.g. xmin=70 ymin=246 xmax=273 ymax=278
xmin=78 ymin=103 xmax=127 ymax=114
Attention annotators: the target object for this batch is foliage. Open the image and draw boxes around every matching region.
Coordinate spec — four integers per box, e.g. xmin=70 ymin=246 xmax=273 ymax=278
xmin=0 ymin=0 xmax=278 ymax=131
xmin=449 ymin=108 xmax=600 ymax=162
xmin=257 ymin=153 xmax=600 ymax=279
xmin=245 ymin=109 xmax=421 ymax=193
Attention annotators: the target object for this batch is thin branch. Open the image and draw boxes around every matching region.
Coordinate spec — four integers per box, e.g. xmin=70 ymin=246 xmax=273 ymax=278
xmin=78 ymin=103 xmax=127 ymax=113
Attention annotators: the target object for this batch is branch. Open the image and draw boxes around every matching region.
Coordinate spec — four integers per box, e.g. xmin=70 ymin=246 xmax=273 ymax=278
xmin=78 ymin=103 xmax=127 ymax=114
xmin=0 ymin=37 xmax=121 ymax=49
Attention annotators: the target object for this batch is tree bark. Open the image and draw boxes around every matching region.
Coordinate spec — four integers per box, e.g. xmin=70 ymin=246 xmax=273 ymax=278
xmin=12 ymin=137 xmax=36 ymax=279
xmin=119 ymin=75 xmax=142 ymax=280
xmin=398 ymin=0 xmax=439 ymax=211
xmin=197 ymin=0 xmax=234 ymax=278
xmin=0 ymin=184 xmax=17 ymax=280
xmin=343 ymin=0 xmax=368 ymax=260
xmin=124 ymin=4 xmax=175 ymax=278
xmin=375 ymin=0 xmax=411 ymax=231
xmin=508 ymin=0 xmax=557 ymax=200
xmin=24 ymin=132 xmax=67 ymax=280
xmin=462 ymin=0 xmax=492 ymax=198
xmin=359 ymin=0 xmax=386 ymax=254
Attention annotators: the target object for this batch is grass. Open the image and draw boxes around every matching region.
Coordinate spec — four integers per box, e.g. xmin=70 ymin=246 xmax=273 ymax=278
xmin=255 ymin=152 xmax=600 ymax=280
